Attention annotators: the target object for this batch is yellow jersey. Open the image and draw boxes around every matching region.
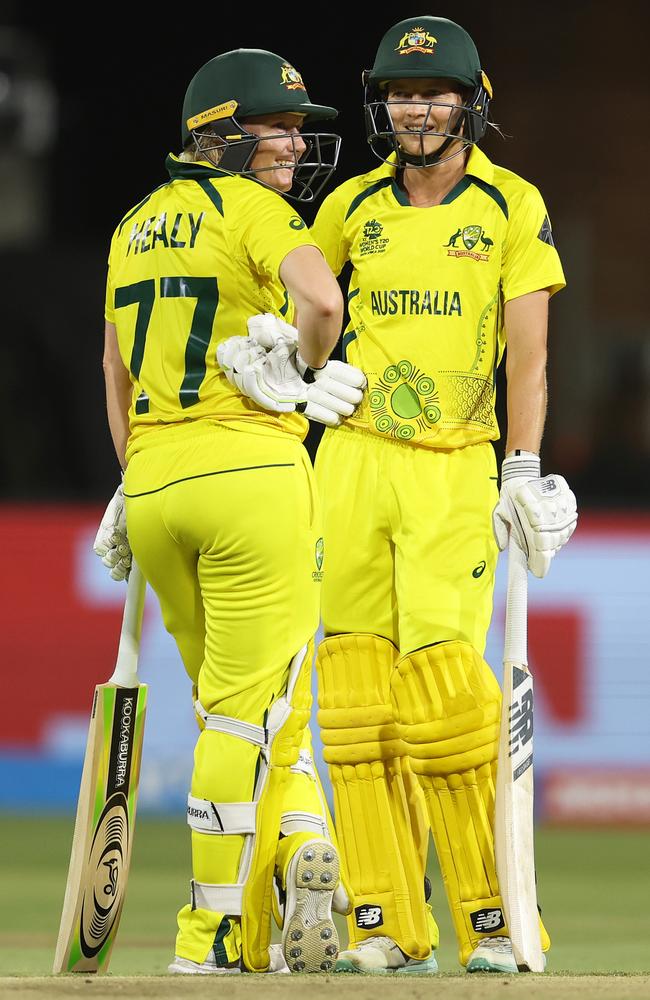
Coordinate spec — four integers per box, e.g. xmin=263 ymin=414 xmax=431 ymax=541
xmin=105 ymin=154 xmax=318 ymax=458
xmin=311 ymin=146 xmax=565 ymax=448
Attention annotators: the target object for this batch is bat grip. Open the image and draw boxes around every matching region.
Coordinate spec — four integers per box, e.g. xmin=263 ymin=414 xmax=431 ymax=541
xmin=504 ymin=537 xmax=528 ymax=665
xmin=109 ymin=562 xmax=147 ymax=688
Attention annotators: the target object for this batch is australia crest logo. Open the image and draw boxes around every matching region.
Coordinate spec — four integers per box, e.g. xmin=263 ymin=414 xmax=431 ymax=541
xmin=281 ymin=63 xmax=306 ymax=91
xmin=444 ymin=224 xmax=494 ymax=262
xmin=312 ymin=537 xmax=324 ymax=582
xmin=395 ymin=27 xmax=437 ymax=55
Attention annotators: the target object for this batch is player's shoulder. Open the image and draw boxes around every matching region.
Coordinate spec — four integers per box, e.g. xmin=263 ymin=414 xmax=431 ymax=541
xmin=111 ymin=182 xmax=168 ymax=242
xmin=467 ymin=146 xmax=546 ymax=222
xmin=222 ymin=175 xmax=306 ymax=224
xmin=319 ymin=161 xmax=395 ymax=216
xmin=491 ymin=162 xmax=543 ymax=201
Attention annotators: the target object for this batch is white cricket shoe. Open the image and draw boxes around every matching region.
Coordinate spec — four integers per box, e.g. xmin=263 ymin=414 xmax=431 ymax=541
xmin=466 ymin=935 xmax=546 ymax=974
xmin=168 ymin=943 xmax=289 ymax=975
xmin=335 ymin=935 xmax=438 ymax=975
xmin=282 ymin=838 xmax=340 ymax=973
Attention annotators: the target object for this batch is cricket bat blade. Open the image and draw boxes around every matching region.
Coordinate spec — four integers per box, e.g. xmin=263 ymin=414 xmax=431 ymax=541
xmin=53 ymin=564 xmax=147 ymax=974
xmin=494 ymin=540 xmax=544 ymax=973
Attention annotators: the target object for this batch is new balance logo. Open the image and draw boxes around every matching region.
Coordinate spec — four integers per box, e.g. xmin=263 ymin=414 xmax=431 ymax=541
xmin=509 ymin=689 xmax=534 ymax=754
xmin=355 ymin=905 xmax=384 ymax=929
xmin=539 ymin=477 xmax=558 ymax=494
xmin=470 ymin=908 xmax=505 ymax=933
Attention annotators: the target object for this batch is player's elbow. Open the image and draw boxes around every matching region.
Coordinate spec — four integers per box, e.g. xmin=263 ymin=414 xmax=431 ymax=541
xmin=307 ymin=284 xmax=344 ymax=322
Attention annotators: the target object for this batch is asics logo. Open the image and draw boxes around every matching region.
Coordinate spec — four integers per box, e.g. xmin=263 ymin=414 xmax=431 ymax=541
xmin=355 ymin=905 xmax=384 ymax=928
xmin=472 ymin=561 xmax=486 ymax=578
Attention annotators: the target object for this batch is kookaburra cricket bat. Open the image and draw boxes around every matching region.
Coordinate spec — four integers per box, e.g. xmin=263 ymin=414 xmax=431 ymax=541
xmin=53 ymin=563 xmax=147 ymax=974
xmin=494 ymin=538 xmax=544 ymax=973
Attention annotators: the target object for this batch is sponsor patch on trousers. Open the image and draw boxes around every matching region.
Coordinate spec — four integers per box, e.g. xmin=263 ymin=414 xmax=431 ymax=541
xmin=470 ymin=907 xmax=505 ymax=933
xmin=355 ymin=904 xmax=384 ymax=929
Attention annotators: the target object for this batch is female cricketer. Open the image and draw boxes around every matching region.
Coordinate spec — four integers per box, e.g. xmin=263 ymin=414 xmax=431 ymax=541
xmin=310 ymin=16 xmax=578 ymax=975
xmin=95 ymin=48 xmax=361 ymax=975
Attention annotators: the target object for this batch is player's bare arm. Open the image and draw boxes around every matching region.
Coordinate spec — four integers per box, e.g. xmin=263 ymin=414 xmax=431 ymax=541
xmin=503 ymin=289 xmax=549 ymax=456
xmin=495 ymin=289 xmax=577 ymax=578
xmin=279 ymin=244 xmax=343 ymax=369
xmin=102 ymin=320 xmax=131 ymax=471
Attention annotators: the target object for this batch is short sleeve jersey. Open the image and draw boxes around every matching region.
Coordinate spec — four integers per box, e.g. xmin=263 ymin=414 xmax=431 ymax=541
xmin=105 ymin=154 xmax=318 ymax=456
xmin=311 ymin=146 xmax=565 ymax=449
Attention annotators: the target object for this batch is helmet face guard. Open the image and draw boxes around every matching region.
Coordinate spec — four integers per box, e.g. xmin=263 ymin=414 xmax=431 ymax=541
xmin=364 ymin=76 xmax=490 ymax=169
xmin=189 ymin=115 xmax=341 ymax=202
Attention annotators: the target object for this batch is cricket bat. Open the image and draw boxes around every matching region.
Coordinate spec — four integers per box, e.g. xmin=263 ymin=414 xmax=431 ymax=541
xmin=494 ymin=538 xmax=544 ymax=973
xmin=53 ymin=562 xmax=147 ymax=974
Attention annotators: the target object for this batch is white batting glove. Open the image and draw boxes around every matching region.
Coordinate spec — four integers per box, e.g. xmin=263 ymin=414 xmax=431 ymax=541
xmin=295 ymin=352 xmax=366 ymax=427
xmin=247 ymin=312 xmax=298 ymax=349
xmin=218 ymin=335 xmax=305 ymax=412
xmin=93 ymin=482 xmax=132 ymax=582
xmin=492 ymin=451 xmax=578 ymax=578
xmin=247 ymin=313 xmax=367 ymax=425
xmin=219 ymin=331 xmax=367 ymax=427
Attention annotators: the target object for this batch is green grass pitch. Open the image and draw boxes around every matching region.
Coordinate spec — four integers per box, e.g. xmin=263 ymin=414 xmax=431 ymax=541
xmin=1 ymin=817 xmax=648 ymax=976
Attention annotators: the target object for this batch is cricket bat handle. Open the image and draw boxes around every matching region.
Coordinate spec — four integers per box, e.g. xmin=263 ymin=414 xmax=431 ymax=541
xmin=504 ymin=537 xmax=528 ymax=666
xmin=109 ymin=562 xmax=146 ymax=688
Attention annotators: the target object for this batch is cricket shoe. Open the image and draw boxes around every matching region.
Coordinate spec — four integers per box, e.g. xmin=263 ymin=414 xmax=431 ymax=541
xmin=336 ymin=935 xmax=438 ymax=975
xmin=282 ymin=838 xmax=340 ymax=973
xmin=466 ymin=935 xmax=546 ymax=974
xmin=168 ymin=943 xmax=289 ymax=975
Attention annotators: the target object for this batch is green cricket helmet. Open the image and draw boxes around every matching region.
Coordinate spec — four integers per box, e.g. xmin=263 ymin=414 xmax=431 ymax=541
xmin=363 ymin=17 xmax=492 ymax=168
xmin=181 ymin=48 xmax=340 ymax=202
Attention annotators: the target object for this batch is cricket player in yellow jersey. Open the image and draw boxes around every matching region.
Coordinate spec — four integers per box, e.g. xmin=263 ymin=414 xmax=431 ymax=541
xmin=308 ymin=16 xmax=578 ymax=974
xmin=95 ymin=48 xmax=365 ymax=975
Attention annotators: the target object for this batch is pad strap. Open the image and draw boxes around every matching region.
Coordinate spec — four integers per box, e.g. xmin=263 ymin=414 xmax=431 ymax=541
xmin=187 ymin=795 xmax=257 ymax=834
xmin=191 ymin=879 xmax=243 ymax=915
xmin=194 ymin=704 xmax=269 ymax=750
xmin=280 ymin=810 xmax=328 ymax=837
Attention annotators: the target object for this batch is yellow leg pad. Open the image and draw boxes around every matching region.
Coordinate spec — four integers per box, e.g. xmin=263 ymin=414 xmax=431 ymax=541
xmin=392 ymin=641 xmax=549 ymax=965
xmin=241 ymin=642 xmax=314 ymax=973
xmin=317 ymin=633 xmax=434 ymax=960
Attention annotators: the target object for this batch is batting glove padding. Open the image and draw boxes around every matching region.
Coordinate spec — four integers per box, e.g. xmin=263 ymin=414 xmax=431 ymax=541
xmin=218 ymin=335 xmax=306 ymax=413
xmin=218 ymin=324 xmax=367 ymax=427
xmin=247 ymin=313 xmax=367 ymax=426
xmin=93 ymin=482 xmax=132 ymax=582
xmin=295 ymin=352 xmax=366 ymax=427
xmin=492 ymin=452 xmax=578 ymax=578
xmin=246 ymin=312 xmax=299 ymax=350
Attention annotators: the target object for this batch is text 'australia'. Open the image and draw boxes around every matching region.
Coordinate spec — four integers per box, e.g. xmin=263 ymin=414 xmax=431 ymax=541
xmin=370 ymin=289 xmax=462 ymax=316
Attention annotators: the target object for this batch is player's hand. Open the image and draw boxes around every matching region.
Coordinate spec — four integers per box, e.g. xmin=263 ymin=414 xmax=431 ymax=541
xmin=246 ymin=313 xmax=367 ymax=425
xmin=247 ymin=312 xmax=298 ymax=349
xmin=492 ymin=452 xmax=578 ymax=578
xmin=295 ymin=352 xmax=366 ymax=427
xmin=93 ymin=483 xmax=132 ymax=582
xmin=218 ymin=334 xmax=366 ymax=426
xmin=218 ymin=335 xmax=305 ymax=412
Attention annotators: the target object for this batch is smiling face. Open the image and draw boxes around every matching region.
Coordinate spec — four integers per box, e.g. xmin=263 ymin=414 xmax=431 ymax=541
xmin=244 ymin=112 xmax=307 ymax=192
xmin=385 ymin=77 xmax=465 ymax=158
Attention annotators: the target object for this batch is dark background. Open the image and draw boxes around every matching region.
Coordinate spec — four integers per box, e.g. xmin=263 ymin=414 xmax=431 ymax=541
xmin=1 ymin=1 xmax=648 ymax=505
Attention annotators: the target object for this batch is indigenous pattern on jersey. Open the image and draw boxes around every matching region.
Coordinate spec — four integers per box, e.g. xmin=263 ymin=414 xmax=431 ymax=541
xmin=311 ymin=146 xmax=565 ymax=449
xmin=105 ymin=154 xmax=318 ymax=456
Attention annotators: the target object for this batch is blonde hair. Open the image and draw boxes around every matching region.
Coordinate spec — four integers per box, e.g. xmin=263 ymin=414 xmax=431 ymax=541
xmin=181 ymin=127 xmax=225 ymax=164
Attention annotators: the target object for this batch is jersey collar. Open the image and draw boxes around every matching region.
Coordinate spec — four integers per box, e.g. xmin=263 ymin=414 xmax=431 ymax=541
xmin=381 ymin=145 xmax=496 ymax=207
xmin=166 ymin=152 xmax=231 ymax=181
xmin=464 ymin=145 xmax=495 ymax=185
xmin=379 ymin=145 xmax=494 ymax=183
